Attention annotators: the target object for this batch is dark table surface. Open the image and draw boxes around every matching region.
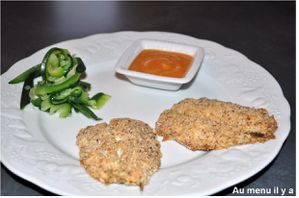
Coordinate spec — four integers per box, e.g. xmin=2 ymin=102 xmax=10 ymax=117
xmin=1 ymin=1 xmax=295 ymax=196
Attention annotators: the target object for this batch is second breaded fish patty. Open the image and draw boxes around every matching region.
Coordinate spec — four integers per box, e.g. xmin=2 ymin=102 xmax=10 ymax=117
xmin=156 ymin=98 xmax=277 ymax=150
xmin=76 ymin=118 xmax=162 ymax=189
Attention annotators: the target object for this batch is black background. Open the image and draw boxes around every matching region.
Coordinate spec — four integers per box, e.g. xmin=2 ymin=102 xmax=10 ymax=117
xmin=1 ymin=1 xmax=295 ymax=196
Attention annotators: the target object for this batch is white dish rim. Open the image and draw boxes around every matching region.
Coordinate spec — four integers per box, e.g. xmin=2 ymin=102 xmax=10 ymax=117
xmin=114 ymin=39 xmax=205 ymax=84
xmin=1 ymin=31 xmax=291 ymax=196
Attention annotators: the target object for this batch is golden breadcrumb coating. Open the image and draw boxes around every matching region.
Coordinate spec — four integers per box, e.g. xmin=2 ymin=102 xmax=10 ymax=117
xmin=76 ymin=118 xmax=162 ymax=189
xmin=155 ymin=98 xmax=277 ymax=150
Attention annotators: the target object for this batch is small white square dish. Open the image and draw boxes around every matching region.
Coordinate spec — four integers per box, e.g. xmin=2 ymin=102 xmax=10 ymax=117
xmin=115 ymin=39 xmax=205 ymax=90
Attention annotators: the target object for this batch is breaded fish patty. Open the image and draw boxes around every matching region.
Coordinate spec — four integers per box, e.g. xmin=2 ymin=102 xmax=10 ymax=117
xmin=76 ymin=118 xmax=161 ymax=189
xmin=156 ymin=98 xmax=277 ymax=150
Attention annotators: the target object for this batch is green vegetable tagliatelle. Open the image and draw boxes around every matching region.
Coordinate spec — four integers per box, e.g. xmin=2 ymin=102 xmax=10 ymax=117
xmin=9 ymin=47 xmax=111 ymax=120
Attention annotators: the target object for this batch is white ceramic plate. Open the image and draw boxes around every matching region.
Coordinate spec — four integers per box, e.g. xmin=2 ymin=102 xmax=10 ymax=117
xmin=1 ymin=31 xmax=290 ymax=195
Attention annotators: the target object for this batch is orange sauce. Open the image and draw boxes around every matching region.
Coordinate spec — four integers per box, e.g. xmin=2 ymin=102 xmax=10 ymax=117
xmin=128 ymin=49 xmax=193 ymax=78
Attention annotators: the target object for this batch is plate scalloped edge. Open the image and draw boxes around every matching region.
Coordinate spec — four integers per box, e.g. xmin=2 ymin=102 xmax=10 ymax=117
xmin=1 ymin=31 xmax=291 ymax=195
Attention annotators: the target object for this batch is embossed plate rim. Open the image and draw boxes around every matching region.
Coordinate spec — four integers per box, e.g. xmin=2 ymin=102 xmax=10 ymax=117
xmin=1 ymin=31 xmax=291 ymax=195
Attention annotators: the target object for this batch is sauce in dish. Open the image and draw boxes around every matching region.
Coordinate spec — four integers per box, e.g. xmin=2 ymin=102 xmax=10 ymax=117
xmin=128 ymin=49 xmax=193 ymax=78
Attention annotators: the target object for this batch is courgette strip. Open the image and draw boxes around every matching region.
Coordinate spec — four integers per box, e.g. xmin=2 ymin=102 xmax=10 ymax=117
xmin=9 ymin=47 xmax=111 ymax=120
xmin=20 ymin=72 xmax=36 ymax=109
xmin=9 ymin=64 xmax=41 ymax=84
xmin=75 ymin=57 xmax=86 ymax=73
xmin=78 ymin=81 xmax=91 ymax=91
xmin=91 ymin=93 xmax=111 ymax=109
xmin=50 ymin=86 xmax=83 ymax=105
xmin=71 ymin=102 xmax=101 ymax=120
xmin=35 ymin=73 xmax=81 ymax=95
xmin=42 ymin=48 xmax=73 ymax=82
